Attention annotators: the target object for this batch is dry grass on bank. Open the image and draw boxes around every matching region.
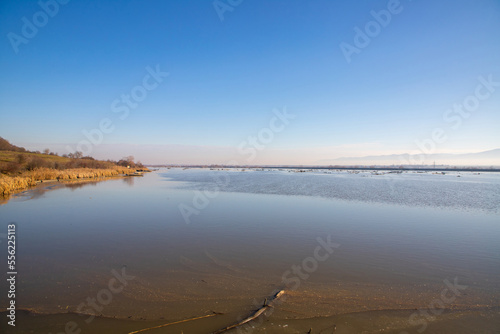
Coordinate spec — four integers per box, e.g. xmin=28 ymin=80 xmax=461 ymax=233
xmin=0 ymin=167 xmax=132 ymax=196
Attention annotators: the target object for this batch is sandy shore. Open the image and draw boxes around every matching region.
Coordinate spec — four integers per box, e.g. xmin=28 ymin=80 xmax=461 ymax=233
xmin=2 ymin=305 xmax=499 ymax=334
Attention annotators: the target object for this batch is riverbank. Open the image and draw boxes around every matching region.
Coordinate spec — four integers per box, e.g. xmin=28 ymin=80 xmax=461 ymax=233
xmin=0 ymin=167 xmax=140 ymax=196
xmin=2 ymin=305 xmax=499 ymax=334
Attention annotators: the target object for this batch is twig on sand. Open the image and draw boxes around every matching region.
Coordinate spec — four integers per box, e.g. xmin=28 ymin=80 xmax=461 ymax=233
xmin=127 ymin=312 xmax=221 ymax=334
xmin=212 ymin=290 xmax=286 ymax=334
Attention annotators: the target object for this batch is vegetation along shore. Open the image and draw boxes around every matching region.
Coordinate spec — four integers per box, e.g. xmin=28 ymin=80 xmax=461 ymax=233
xmin=0 ymin=137 xmax=148 ymax=196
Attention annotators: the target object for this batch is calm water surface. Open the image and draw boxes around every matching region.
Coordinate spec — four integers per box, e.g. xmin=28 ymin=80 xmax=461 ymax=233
xmin=1 ymin=168 xmax=499 ymax=333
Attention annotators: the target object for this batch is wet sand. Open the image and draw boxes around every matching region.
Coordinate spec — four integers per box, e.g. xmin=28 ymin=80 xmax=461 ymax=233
xmin=2 ymin=307 xmax=499 ymax=333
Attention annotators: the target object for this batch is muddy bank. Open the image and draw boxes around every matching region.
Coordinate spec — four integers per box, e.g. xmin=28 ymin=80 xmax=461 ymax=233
xmin=2 ymin=306 xmax=499 ymax=334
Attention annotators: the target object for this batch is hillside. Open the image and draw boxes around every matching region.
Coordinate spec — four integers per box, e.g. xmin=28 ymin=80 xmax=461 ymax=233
xmin=0 ymin=150 xmax=117 ymax=174
xmin=0 ymin=137 xmax=147 ymax=196
xmin=0 ymin=136 xmax=27 ymax=152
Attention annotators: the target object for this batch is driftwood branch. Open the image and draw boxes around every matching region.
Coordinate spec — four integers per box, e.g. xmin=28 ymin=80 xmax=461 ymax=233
xmin=212 ymin=290 xmax=286 ymax=334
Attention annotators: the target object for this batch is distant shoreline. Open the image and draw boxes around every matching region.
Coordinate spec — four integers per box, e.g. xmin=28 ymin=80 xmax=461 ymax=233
xmin=148 ymin=165 xmax=500 ymax=173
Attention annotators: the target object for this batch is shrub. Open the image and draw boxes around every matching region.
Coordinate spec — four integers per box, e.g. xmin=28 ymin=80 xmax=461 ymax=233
xmin=16 ymin=154 xmax=28 ymax=164
xmin=26 ymin=157 xmax=50 ymax=171
xmin=3 ymin=162 xmax=23 ymax=174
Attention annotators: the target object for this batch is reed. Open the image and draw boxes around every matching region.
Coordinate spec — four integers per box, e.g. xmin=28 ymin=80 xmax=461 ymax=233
xmin=0 ymin=167 xmax=133 ymax=196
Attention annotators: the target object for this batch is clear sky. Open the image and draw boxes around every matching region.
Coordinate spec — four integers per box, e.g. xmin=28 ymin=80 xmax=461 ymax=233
xmin=1 ymin=0 xmax=499 ymax=165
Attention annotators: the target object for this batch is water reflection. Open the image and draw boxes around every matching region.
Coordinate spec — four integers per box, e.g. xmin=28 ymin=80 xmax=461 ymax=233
xmin=122 ymin=177 xmax=135 ymax=186
xmin=0 ymin=169 xmax=499 ymax=333
xmin=65 ymin=180 xmax=100 ymax=190
xmin=2 ymin=177 xmax=128 ymax=204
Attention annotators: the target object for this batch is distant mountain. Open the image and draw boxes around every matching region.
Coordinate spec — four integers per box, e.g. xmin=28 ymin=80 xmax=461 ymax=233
xmin=317 ymin=149 xmax=500 ymax=166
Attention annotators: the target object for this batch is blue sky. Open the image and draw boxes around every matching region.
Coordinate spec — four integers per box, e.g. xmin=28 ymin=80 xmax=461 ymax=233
xmin=1 ymin=0 xmax=499 ymax=164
